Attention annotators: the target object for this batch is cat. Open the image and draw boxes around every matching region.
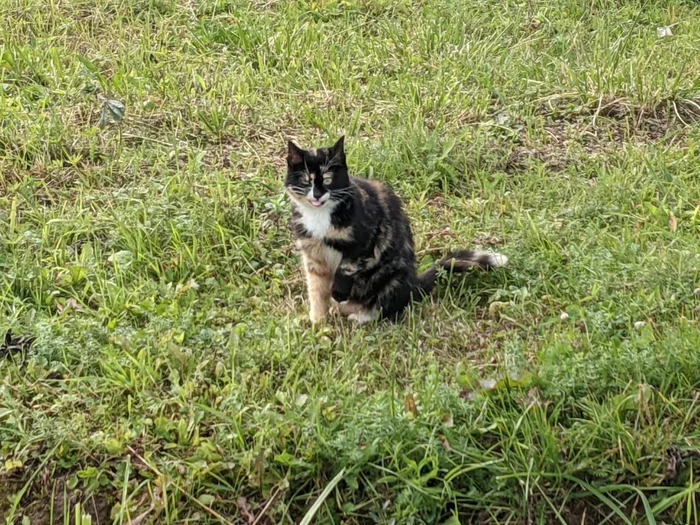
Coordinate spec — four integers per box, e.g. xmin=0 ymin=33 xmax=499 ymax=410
xmin=285 ymin=136 xmax=508 ymax=324
xmin=330 ymin=268 xmax=354 ymax=305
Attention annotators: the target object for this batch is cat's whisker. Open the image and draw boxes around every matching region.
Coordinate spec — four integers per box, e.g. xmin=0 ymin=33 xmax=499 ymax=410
xmin=330 ymin=188 xmax=354 ymax=196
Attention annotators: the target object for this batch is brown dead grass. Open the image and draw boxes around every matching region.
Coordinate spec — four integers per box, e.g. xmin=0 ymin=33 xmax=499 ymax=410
xmin=506 ymin=97 xmax=699 ymax=172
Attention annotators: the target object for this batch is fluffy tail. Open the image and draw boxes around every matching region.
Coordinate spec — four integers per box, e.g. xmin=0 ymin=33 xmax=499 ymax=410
xmin=416 ymin=250 xmax=508 ymax=296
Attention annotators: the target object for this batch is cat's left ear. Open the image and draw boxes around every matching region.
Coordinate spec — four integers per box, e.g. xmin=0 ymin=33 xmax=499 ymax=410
xmin=330 ymin=136 xmax=346 ymax=163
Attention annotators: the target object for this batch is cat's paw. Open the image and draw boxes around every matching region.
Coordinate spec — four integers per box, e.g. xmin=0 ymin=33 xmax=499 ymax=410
xmin=348 ymin=309 xmax=377 ymax=324
xmin=334 ymin=300 xmax=363 ymax=316
xmin=309 ymin=309 xmax=328 ymax=324
xmin=329 ymin=299 xmax=342 ymax=317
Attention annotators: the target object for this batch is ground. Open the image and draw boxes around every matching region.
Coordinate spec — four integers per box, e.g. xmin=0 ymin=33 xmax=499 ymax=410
xmin=1 ymin=0 xmax=700 ymax=523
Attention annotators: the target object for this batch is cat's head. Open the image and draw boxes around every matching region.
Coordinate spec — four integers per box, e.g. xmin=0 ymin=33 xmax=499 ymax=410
xmin=284 ymin=136 xmax=350 ymax=209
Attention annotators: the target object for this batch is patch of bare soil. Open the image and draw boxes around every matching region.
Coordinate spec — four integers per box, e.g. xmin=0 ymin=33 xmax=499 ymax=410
xmin=0 ymin=472 xmax=115 ymax=525
xmin=505 ymin=97 xmax=699 ymax=172
xmin=0 ymin=476 xmax=23 ymax=522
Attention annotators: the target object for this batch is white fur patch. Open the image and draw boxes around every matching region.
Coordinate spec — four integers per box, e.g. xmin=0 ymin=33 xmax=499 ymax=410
xmin=488 ymin=253 xmax=509 ymax=267
xmin=295 ymin=201 xmax=335 ymax=239
xmin=339 ymin=261 xmax=359 ymax=274
xmin=348 ymin=308 xmax=378 ymax=324
xmin=322 ymin=245 xmax=342 ymax=273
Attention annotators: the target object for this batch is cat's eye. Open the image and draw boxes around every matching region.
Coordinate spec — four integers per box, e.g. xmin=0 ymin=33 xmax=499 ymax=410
xmin=322 ymin=172 xmax=333 ymax=185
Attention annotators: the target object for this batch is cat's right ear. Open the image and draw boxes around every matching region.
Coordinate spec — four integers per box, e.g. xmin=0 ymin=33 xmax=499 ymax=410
xmin=287 ymin=141 xmax=304 ymax=166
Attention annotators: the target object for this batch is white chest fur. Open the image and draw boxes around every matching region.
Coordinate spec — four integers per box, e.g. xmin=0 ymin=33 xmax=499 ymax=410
xmin=295 ymin=203 xmax=333 ymax=240
xmin=293 ymin=202 xmax=342 ymax=274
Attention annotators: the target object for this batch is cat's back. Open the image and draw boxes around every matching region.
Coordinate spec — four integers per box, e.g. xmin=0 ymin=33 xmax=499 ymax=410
xmin=350 ymin=176 xmax=407 ymax=222
xmin=350 ymin=176 xmax=415 ymax=262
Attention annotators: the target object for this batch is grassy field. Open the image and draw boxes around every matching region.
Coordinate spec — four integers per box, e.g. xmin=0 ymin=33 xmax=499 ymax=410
xmin=2 ymin=0 xmax=700 ymax=523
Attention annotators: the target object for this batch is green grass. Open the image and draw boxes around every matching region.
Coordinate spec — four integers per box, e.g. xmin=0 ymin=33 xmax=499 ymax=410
xmin=2 ymin=0 xmax=700 ymax=522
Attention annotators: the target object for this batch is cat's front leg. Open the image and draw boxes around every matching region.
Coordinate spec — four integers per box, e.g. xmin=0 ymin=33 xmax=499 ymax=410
xmin=331 ymin=262 xmax=357 ymax=304
xmin=302 ymin=254 xmax=333 ymax=323
xmin=331 ymin=258 xmax=367 ymax=318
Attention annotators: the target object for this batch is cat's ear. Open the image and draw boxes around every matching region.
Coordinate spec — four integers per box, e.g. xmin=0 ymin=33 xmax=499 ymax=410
xmin=330 ymin=136 xmax=346 ymax=163
xmin=287 ymin=141 xmax=304 ymax=166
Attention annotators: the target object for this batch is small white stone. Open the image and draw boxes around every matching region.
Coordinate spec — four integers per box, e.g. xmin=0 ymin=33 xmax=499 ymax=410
xmin=479 ymin=378 xmax=497 ymax=390
xmin=657 ymin=26 xmax=673 ymax=38
xmin=560 ymin=312 xmax=569 ymax=321
xmin=634 ymin=321 xmax=646 ymax=330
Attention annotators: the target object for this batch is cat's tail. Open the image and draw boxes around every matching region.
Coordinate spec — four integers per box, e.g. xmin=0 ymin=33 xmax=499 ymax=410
xmin=416 ymin=250 xmax=508 ymax=296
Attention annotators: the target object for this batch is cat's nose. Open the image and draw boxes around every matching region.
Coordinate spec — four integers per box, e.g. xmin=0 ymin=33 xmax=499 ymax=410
xmin=313 ymin=186 xmax=325 ymax=200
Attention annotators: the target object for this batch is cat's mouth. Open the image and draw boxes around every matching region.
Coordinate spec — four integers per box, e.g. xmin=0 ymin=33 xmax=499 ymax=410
xmin=307 ymin=192 xmax=330 ymax=208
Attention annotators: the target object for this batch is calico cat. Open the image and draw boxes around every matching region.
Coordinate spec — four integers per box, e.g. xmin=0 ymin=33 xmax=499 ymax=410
xmin=285 ymin=136 xmax=508 ymax=324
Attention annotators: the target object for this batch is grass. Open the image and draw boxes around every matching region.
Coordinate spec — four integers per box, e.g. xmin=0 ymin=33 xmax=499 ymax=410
xmin=1 ymin=0 xmax=700 ymax=522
